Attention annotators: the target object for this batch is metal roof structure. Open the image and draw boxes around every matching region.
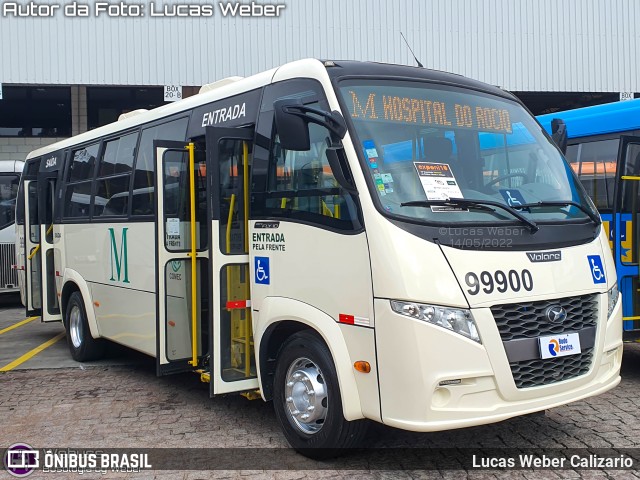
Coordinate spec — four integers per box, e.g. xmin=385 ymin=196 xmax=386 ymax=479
xmin=1 ymin=0 xmax=638 ymax=92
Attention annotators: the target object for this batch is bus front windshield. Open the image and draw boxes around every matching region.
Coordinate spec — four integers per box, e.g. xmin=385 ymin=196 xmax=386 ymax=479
xmin=338 ymin=80 xmax=596 ymax=225
xmin=0 ymin=174 xmax=19 ymax=230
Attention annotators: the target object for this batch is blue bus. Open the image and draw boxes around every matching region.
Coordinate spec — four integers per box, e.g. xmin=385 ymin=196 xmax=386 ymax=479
xmin=538 ymin=99 xmax=640 ymax=340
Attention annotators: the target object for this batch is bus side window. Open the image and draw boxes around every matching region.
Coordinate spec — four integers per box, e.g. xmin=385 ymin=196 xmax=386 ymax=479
xmin=0 ymin=173 xmax=20 ymax=229
xmin=94 ymin=132 xmax=137 ymax=217
xmin=268 ymin=122 xmax=356 ymax=223
xmin=131 ymin=117 xmax=188 ymax=216
xmin=251 ymin=79 xmax=362 ymax=232
xmin=570 ymin=139 xmax=619 ymax=211
xmin=63 ymin=143 xmax=100 ymax=219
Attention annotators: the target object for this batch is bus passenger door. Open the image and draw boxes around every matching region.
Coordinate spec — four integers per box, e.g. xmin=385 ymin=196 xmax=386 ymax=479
xmin=23 ymin=179 xmax=42 ymax=317
xmin=154 ymin=141 xmax=210 ymax=375
xmin=613 ymin=135 xmax=640 ymax=338
xmin=38 ymin=173 xmax=62 ymax=322
xmin=206 ymin=126 xmax=259 ymax=395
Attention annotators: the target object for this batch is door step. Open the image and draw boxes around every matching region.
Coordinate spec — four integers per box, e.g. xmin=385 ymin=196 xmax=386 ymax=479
xmin=240 ymin=389 xmax=262 ymax=401
xmin=196 ymin=369 xmax=210 ymax=383
xmin=195 ymin=369 xmax=261 ymax=399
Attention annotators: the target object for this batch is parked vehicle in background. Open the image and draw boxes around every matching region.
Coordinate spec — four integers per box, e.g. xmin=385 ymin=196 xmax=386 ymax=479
xmin=0 ymin=160 xmax=24 ymax=296
xmin=539 ymin=99 xmax=640 ymax=340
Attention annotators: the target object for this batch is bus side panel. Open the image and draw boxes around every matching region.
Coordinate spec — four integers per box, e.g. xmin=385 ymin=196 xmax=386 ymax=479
xmin=338 ymin=322 xmax=381 ymax=423
xmin=61 ymin=222 xmax=156 ymax=350
xmin=255 ymin=296 xmax=375 ymax=422
xmin=89 ymin=282 xmax=156 ymax=356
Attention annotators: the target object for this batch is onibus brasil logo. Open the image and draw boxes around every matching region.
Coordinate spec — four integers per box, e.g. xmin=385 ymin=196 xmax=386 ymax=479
xmin=3 ymin=443 xmax=39 ymax=477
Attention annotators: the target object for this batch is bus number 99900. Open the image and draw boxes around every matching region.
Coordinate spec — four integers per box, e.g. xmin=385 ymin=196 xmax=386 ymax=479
xmin=464 ymin=269 xmax=533 ymax=295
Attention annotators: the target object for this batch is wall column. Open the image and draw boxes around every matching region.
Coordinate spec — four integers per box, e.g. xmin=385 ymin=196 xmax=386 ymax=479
xmin=71 ymin=85 xmax=88 ymax=136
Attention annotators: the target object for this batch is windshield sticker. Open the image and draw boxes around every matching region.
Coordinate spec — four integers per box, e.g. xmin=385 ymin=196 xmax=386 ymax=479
xmin=381 ymin=173 xmax=394 ymax=183
xmin=363 ymin=140 xmax=379 ymax=169
xmin=414 ymin=162 xmax=464 ymax=201
xmin=363 ymin=140 xmax=378 ymax=157
xmin=431 ymin=205 xmax=467 ymax=212
xmin=365 ymin=147 xmax=379 ymax=158
xmin=499 ymin=189 xmax=528 ymax=210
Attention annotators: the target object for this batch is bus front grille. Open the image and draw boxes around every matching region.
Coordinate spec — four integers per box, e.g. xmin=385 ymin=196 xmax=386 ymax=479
xmin=491 ymin=294 xmax=598 ymax=388
xmin=510 ymin=348 xmax=594 ymax=388
xmin=0 ymin=243 xmax=18 ymax=290
xmin=491 ymin=294 xmax=598 ymax=341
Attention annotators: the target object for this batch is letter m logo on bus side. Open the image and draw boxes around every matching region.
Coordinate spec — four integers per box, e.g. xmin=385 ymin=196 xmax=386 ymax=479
xmin=109 ymin=227 xmax=130 ymax=283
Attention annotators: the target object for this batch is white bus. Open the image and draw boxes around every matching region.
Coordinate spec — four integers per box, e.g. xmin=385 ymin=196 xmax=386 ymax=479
xmin=0 ymin=160 xmax=23 ymax=295
xmin=18 ymin=59 xmax=622 ymax=456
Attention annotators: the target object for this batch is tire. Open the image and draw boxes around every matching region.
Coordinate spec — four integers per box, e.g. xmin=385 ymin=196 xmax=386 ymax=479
xmin=273 ymin=331 xmax=368 ymax=459
xmin=65 ymin=291 xmax=105 ymax=362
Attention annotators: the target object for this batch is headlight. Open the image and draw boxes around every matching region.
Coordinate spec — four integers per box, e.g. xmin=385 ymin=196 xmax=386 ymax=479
xmin=390 ymin=300 xmax=481 ymax=343
xmin=607 ymin=284 xmax=619 ymax=319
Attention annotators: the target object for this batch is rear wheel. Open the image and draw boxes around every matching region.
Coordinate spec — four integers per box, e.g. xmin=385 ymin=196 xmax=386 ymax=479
xmin=273 ymin=331 xmax=368 ymax=459
xmin=65 ymin=291 xmax=105 ymax=362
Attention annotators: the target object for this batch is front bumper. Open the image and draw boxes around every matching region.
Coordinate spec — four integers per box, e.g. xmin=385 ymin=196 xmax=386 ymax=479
xmin=373 ymin=294 xmax=622 ymax=432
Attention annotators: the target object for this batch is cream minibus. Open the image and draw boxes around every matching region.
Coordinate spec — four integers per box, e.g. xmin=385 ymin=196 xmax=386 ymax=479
xmin=17 ymin=59 xmax=622 ymax=456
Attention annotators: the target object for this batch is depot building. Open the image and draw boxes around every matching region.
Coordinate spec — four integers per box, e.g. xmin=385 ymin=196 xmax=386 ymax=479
xmin=1 ymin=0 xmax=638 ymax=162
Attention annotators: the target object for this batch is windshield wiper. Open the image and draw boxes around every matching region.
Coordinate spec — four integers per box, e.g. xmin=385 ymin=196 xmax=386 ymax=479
xmin=400 ymin=198 xmax=539 ymax=233
xmin=518 ymin=201 xmax=600 ymax=225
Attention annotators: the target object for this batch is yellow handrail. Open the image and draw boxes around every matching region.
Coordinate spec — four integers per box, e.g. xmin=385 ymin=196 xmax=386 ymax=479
xmin=226 ymin=194 xmax=236 ymax=254
xmin=27 ymin=245 xmax=39 ymax=261
xmin=621 ymin=176 xmax=640 ymax=181
xmin=226 ymin=193 xmax=236 ymax=326
xmin=242 ymin=142 xmax=252 ymax=376
xmin=243 ymin=142 xmax=250 ymax=254
xmin=27 ymin=224 xmax=54 ymax=260
xmin=186 ymin=143 xmax=198 ymax=367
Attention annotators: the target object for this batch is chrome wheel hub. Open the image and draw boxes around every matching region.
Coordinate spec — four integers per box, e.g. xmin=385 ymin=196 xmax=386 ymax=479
xmin=69 ymin=306 xmax=82 ymax=349
xmin=284 ymin=357 xmax=328 ymax=434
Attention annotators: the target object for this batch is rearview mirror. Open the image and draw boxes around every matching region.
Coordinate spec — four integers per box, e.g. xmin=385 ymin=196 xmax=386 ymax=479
xmin=274 ymin=99 xmax=311 ymax=151
xmin=551 ymin=118 xmax=568 ymax=155
xmin=273 ymin=98 xmax=347 ymax=151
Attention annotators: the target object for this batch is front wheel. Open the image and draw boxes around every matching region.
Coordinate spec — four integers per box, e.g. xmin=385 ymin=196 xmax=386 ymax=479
xmin=65 ymin=291 xmax=105 ymax=362
xmin=273 ymin=331 xmax=368 ymax=459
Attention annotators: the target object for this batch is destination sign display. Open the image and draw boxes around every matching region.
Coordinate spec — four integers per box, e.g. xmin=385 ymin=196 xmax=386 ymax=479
xmin=344 ymin=89 xmax=513 ymax=134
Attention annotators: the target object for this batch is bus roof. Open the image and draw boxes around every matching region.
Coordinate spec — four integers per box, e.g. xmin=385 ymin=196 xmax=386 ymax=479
xmin=537 ymin=98 xmax=640 ymax=139
xmin=25 ymin=59 xmax=518 ymax=161
xmin=323 ymin=60 xmax=512 ymax=100
xmin=24 ymin=65 xmax=279 ymax=160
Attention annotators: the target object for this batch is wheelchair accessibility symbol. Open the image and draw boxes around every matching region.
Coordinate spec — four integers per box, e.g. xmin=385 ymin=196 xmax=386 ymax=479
xmin=499 ymin=189 xmax=527 ymax=210
xmin=505 ymin=190 xmax=522 ymax=207
xmin=587 ymin=255 xmax=606 ymax=284
xmin=255 ymin=256 xmax=270 ymax=285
